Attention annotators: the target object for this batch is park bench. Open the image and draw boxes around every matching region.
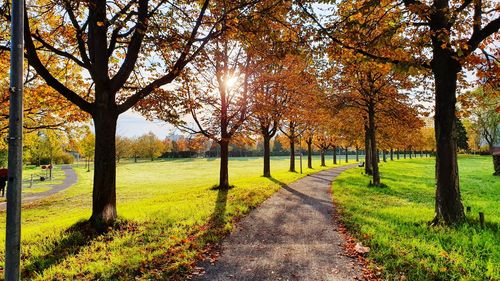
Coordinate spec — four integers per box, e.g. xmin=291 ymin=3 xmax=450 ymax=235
xmin=358 ymin=162 xmax=365 ymax=167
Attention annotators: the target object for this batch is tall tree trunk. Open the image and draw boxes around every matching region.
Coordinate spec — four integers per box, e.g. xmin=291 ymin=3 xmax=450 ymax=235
xmin=320 ymin=150 xmax=326 ymax=166
xmin=493 ymin=154 xmax=500 ymax=176
xmin=90 ymin=112 xmax=118 ymax=228
xmin=383 ymin=150 xmax=387 ymax=162
xmin=409 ymin=149 xmax=413 ymax=159
xmin=355 ymin=147 xmax=359 ymax=162
xmin=397 ymin=149 xmax=400 ymax=160
xmin=404 ymin=149 xmax=406 ymax=159
xmin=431 ymin=50 xmax=465 ymax=225
xmin=289 ymin=138 xmax=295 ymax=172
xmin=263 ymin=135 xmax=271 ymax=177
xmin=368 ymin=106 xmax=380 ymax=185
xmin=219 ymin=140 xmax=230 ymax=189
xmin=307 ymin=140 xmax=313 ymax=169
xmin=390 ymin=148 xmax=394 ymax=161
xmin=345 ymin=147 xmax=348 ymax=163
xmin=333 ymin=146 xmax=337 ymax=165
xmin=364 ymin=130 xmax=372 ymax=175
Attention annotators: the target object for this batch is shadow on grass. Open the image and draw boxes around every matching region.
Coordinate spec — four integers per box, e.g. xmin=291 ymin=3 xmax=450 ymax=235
xmin=142 ymin=188 xmax=231 ymax=280
xmin=21 ymin=219 xmax=130 ymax=279
xmin=209 ymin=187 xmax=229 ymax=228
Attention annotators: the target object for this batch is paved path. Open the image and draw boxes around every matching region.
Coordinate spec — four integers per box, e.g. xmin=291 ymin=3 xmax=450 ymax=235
xmin=0 ymin=165 xmax=77 ymax=211
xmin=195 ymin=165 xmax=363 ymax=281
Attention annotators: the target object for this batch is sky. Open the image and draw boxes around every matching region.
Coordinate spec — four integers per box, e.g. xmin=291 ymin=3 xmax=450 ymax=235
xmin=116 ymin=110 xmax=178 ymax=139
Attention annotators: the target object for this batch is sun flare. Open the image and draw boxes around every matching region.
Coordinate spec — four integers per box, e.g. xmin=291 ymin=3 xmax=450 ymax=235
xmin=225 ymin=76 xmax=239 ymax=89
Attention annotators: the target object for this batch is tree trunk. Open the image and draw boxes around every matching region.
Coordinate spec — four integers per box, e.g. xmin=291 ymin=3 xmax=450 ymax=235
xmin=404 ymin=150 xmax=406 ymax=159
xmin=364 ymin=130 xmax=372 ymax=175
xmin=345 ymin=147 xmax=348 ymax=163
xmin=219 ymin=140 xmax=230 ymax=189
xmin=355 ymin=147 xmax=359 ymax=162
xmin=409 ymin=149 xmax=412 ymax=159
xmin=397 ymin=149 xmax=400 ymax=160
xmin=289 ymin=138 xmax=295 ymax=172
xmin=493 ymin=154 xmax=500 ymax=176
xmin=390 ymin=148 xmax=394 ymax=161
xmin=333 ymin=146 xmax=337 ymax=165
xmin=263 ymin=135 xmax=271 ymax=177
xmin=90 ymin=112 xmax=118 ymax=228
xmin=307 ymin=140 xmax=312 ymax=169
xmin=383 ymin=150 xmax=387 ymax=162
xmin=431 ymin=51 xmax=465 ymax=225
xmin=320 ymin=150 xmax=326 ymax=166
xmin=368 ymin=106 xmax=380 ymax=185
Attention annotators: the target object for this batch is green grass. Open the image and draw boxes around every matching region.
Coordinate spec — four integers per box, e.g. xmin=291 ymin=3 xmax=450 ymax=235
xmin=0 ymin=156 xmax=347 ymax=280
xmin=22 ymin=165 xmax=66 ymax=188
xmin=0 ymin=166 xmax=64 ymax=202
xmin=332 ymin=155 xmax=500 ymax=281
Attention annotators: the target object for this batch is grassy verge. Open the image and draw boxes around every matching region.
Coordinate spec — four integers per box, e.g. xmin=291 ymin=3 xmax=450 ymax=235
xmin=0 ymin=156 xmax=348 ymax=280
xmin=332 ymin=155 xmax=499 ymax=280
xmin=0 ymin=166 xmax=65 ymax=202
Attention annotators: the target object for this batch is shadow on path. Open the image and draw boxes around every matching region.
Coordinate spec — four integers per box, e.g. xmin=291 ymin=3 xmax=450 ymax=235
xmin=193 ymin=165 xmax=363 ymax=281
xmin=268 ymin=177 xmax=334 ymax=207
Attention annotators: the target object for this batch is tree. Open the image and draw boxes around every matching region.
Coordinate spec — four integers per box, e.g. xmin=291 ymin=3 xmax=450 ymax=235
xmin=116 ymin=136 xmax=133 ymax=163
xmin=249 ymin=53 xmax=306 ymax=176
xmin=186 ymin=135 xmax=208 ymax=157
xmin=460 ymin=87 xmax=500 ymax=174
xmin=302 ymin=0 xmax=499 ymax=225
xmin=313 ymin=130 xmax=334 ymax=167
xmin=456 ymin=118 xmax=469 ymax=151
xmin=19 ymin=0 xmax=258 ymax=227
xmin=160 ymin=35 xmax=252 ymax=189
xmin=327 ymin=59 xmax=416 ymax=186
xmin=137 ymin=132 xmax=165 ymax=161
xmin=81 ymin=131 xmax=95 ymax=172
xmin=278 ymin=56 xmax=318 ymax=172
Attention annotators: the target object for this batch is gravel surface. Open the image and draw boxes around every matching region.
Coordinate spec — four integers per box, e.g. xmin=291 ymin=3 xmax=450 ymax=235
xmin=194 ymin=165 xmax=363 ymax=281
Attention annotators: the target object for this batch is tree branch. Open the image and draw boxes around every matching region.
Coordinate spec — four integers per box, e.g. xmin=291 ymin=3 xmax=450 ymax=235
xmin=466 ymin=16 xmax=500 ymax=56
xmin=24 ymin=8 xmax=93 ymax=114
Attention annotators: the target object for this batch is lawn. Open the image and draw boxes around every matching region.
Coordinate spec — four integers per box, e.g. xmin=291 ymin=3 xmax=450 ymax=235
xmin=0 ymin=166 xmax=65 ymax=202
xmin=332 ymin=155 xmax=499 ymax=281
xmin=0 ymin=155 xmax=346 ymax=280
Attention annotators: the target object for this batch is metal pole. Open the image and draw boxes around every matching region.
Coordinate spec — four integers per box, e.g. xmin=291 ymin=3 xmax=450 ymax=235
xmin=6 ymin=0 xmax=24 ymax=279
xmin=299 ymin=153 xmax=302 ymax=174
xmin=299 ymin=136 xmax=302 ymax=174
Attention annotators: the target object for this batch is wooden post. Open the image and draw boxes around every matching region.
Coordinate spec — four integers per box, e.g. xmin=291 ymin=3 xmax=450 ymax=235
xmin=479 ymin=212 xmax=484 ymax=228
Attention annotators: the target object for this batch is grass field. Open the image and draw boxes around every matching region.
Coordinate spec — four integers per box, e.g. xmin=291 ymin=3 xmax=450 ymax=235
xmin=0 ymin=155 xmax=345 ymax=280
xmin=0 ymin=166 xmax=65 ymax=202
xmin=332 ymin=155 xmax=499 ymax=280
